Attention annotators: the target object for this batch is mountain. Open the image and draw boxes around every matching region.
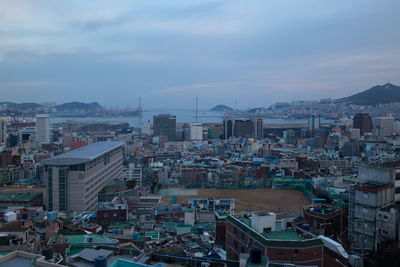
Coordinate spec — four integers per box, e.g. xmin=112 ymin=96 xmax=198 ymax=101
xmin=210 ymin=105 xmax=233 ymax=112
xmin=55 ymin=102 xmax=104 ymax=112
xmin=0 ymin=102 xmax=42 ymax=110
xmin=335 ymin=83 xmax=400 ymax=106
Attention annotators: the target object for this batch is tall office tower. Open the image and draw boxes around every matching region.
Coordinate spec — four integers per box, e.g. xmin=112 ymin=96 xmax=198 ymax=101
xmin=36 ymin=114 xmax=50 ymax=144
xmin=234 ymin=119 xmax=254 ymax=138
xmin=353 ymin=113 xmax=372 ymax=136
xmin=223 ymin=117 xmax=234 ymax=140
xmin=0 ymin=119 xmax=7 ymax=144
xmin=308 ymin=114 xmax=320 ymax=136
xmin=373 ymin=116 xmax=395 ymax=138
xmin=190 ymin=122 xmax=203 ymax=141
xmin=153 ymin=114 xmax=176 ymax=141
xmin=42 ymin=141 xmax=124 ymax=212
xmin=254 ymin=117 xmax=263 ymax=140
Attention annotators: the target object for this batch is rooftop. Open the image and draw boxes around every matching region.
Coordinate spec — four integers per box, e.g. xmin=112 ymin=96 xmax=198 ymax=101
xmin=41 ymin=141 xmax=124 ymax=166
xmin=0 ymin=192 xmax=42 ymax=202
xmin=262 ymin=231 xmax=301 ymax=241
xmin=228 ymin=215 xmax=322 ymax=248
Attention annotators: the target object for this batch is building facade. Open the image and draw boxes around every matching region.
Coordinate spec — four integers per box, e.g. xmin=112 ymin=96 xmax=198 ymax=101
xmin=353 ymin=113 xmax=373 ymax=136
xmin=42 ymin=141 xmax=124 ymax=212
xmin=153 ymin=114 xmax=176 ymax=141
xmin=36 ymin=114 xmax=50 ymax=145
xmin=226 ymin=213 xmax=348 ymax=266
xmin=373 ymin=116 xmax=395 ymax=138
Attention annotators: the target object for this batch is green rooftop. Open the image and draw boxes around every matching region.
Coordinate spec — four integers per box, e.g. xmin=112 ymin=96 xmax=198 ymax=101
xmin=0 ymin=251 xmax=13 ymax=256
xmin=67 ymin=234 xmax=117 ymax=244
xmin=145 ymin=232 xmax=160 ymax=239
xmin=262 ymin=231 xmax=301 ymax=241
xmin=0 ymin=192 xmax=42 ymax=202
xmin=109 ymin=259 xmax=151 ymax=267
xmin=227 ymin=215 xmax=322 ymax=248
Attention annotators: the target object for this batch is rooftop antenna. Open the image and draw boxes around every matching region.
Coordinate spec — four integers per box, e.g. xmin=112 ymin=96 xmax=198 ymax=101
xmin=195 ymin=96 xmax=198 ymax=122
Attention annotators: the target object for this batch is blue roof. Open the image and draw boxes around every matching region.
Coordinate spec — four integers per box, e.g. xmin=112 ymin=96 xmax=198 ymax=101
xmin=41 ymin=141 xmax=124 ymax=166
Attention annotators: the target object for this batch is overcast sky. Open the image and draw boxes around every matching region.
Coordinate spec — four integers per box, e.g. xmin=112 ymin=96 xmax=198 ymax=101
xmin=1 ymin=0 xmax=400 ymax=109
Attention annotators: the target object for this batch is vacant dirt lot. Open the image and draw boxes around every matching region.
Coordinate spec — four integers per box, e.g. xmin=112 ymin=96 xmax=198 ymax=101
xmin=159 ymin=188 xmax=309 ymax=215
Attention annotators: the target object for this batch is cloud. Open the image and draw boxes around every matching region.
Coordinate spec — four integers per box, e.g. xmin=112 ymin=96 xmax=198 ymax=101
xmin=0 ymin=80 xmax=53 ymax=88
xmin=0 ymin=1 xmax=399 ymax=108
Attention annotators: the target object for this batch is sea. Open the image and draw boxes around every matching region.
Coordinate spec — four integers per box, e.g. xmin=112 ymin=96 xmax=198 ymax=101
xmin=45 ymin=109 xmax=332 ymax=128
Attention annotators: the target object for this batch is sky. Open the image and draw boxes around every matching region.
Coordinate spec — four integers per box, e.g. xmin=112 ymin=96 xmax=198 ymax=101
xmin=0 ymin=0 xmax=400 ymax=110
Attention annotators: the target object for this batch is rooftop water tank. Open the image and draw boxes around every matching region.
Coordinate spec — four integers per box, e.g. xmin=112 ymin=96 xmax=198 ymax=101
xmin=198 ymin=226 xmax=204 ymax=234
xmin=302 ymin=224 xmax=309 ymax=231
xmin=42 ymin=246 xmax=53 ymax=261
xmin=250 ymin=246 xmax=261 ymax=264
xmin=94 ymin=255 xmax=107 ymax=267
xmin=22 ymin=212 xmax=28 ymax=220
xmin=132 ymin=231 xmax=139 ymax=240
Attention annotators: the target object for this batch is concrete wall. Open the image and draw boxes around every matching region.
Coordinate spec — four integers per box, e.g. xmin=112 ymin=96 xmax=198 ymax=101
xmin=251 ymin=212 xmax=276 ymax=233
xmin=358 ymin=165 xmax=394 ymax=184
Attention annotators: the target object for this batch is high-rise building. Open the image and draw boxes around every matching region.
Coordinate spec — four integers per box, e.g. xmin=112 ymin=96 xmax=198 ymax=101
xmin=223 ymin=117 xmax=234 ymax=140
xmin=36 ymin=114 xmax=50 ymax=144
xmin=254 ymin=117 xmax=263 ymax=140
xmin=42 ymin=141 xmax=124 ymax=212
xmin=373 ymin=116 xmax=395 ymax=138
xmin=353 ymin=113 xmax=373 ymax=136
xmin=234 ymin=119 xmax=253 ymax=138
xmin=153 ymin=114 xmax=176 ymax=141
xmin=0 ymin=119 xmax=7 ymax=144
xmin=308 ymin=114 xmax=320 ymax=136
xmin=189 ymin=122 xmax=203 ymax=141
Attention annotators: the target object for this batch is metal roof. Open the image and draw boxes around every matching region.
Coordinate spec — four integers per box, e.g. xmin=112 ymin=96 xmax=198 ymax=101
xmin=41 ymin=141 xmax=124 ymax=166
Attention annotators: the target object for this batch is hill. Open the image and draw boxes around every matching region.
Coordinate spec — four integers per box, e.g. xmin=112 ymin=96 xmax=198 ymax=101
xmin=0 ymin=102 xmax=42 ymax=110
xmin=336 ymin=83 xmax=400 ymax=106
xmin=210 ymin=104 xmax=233 ymax=112
xmin=55 ymin=102 xmax=103 ymax=112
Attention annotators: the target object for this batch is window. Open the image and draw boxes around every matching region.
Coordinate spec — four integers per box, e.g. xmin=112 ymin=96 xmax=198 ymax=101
xmin=364 ymin=222 xmax=368 ymax=229
xmin=241 ymin=246 xmax=245 ymax=253
xmin=362 ymin=192 xmax=369 ymax=199
xmin=395 ymin=188 xmax=400 ymax=194
xmin=263 ymin=227 xmax=271 ymax=233
xmin=233 ymin=227 xmax=237 ymax=234
xmin=233 ymin=240 xmax=238 ymax=249
xmin=362 ymin=206 xmax=368 ymax=214
xmin=396 ymin=173 xmax=400 ymax=181
xmin=241 ymin=232 xmax=245 ymax=240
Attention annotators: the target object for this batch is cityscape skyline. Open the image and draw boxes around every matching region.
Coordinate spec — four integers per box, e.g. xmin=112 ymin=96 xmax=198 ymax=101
xmin=1 ymin=1 xmax=400 ymax=109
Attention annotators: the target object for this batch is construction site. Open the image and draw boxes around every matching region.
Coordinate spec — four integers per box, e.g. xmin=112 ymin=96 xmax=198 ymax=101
xmin=158 ymin=188 xmax=310 ymax=215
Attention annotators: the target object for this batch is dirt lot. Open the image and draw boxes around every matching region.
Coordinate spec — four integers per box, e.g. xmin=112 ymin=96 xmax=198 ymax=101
xmin=160 ymin=188 xmax=309 ymax=215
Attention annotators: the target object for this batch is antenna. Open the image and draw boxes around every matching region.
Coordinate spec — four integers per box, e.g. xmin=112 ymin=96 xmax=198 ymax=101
xmin=196 ymin=96 xmax=198 ymax=122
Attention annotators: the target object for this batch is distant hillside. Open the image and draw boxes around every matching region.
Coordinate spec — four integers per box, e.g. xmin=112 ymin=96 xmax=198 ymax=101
xmin=247 ymin=107 xmax=268 ymax=113
xmin=0 ymin=102 xmax=42 ymax=110
xmin=210 ymin=105 xmax=233 ymax=112
xmin=55 ymin=102 xmax=104 ymax=112
xmin=336 ymin=83 xmax=400 ymax=106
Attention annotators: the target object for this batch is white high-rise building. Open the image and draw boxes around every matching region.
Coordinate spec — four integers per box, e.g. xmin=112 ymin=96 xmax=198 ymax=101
xmin=190 ymin=123 xmax=203 ymax=141
xmin=141 ymin=120 xmax=151 ymax=135
xmin=36 ymin=114 xmax=50 ymax=144
xmin=373 ymin=116 xmax=395 ymax=138
xmin=42 ymin=141 xmax=124 ymax=212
